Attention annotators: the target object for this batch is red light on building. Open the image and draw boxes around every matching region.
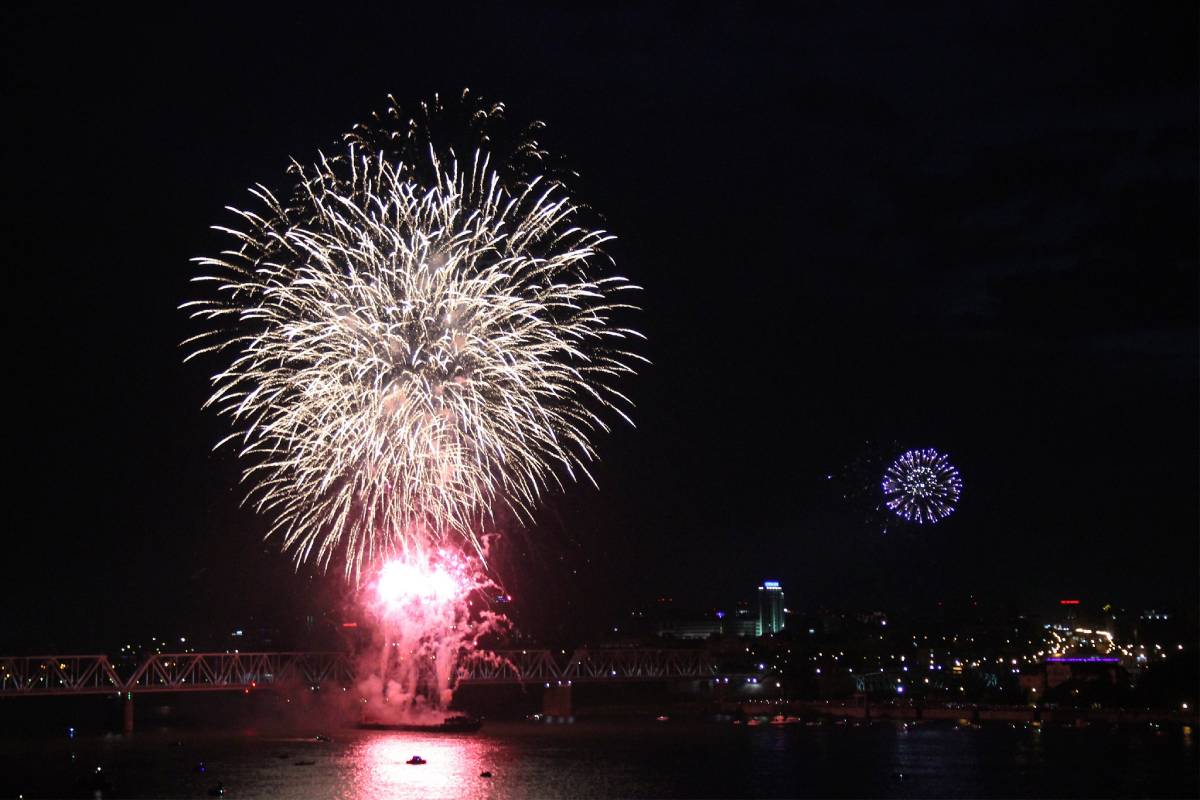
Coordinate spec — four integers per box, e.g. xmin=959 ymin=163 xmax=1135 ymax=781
xmin=341 ymin=622 xmax=358 ymax=628
xmin=1060 ymin=599 xmax=1080 ymax=605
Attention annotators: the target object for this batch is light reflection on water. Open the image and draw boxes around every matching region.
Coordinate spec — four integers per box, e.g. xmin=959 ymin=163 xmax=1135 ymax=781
xmin=348 ymin=734 xmax=498 ymax=800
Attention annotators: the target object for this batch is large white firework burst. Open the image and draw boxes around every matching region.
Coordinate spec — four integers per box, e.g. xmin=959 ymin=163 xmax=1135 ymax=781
xmin=184 ymin=148 xmax=642 ymax=579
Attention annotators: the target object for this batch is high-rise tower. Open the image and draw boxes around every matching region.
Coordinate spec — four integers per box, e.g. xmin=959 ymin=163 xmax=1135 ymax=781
xmin=757 ymin=580 xmax=785 ymax=636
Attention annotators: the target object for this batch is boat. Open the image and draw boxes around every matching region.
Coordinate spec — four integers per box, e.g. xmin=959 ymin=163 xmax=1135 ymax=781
xmin=406 ymin=755 xmax=427 ymax=765
xmin=357 ymin=714 xmax=483 ymax=733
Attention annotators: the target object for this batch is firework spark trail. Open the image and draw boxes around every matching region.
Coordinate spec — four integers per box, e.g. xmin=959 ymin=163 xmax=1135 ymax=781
xmin=184 ymin=147 xmax=643 ymax=579
xmin=881 ymin=447 xmax=963 ymax=524
xmin=344 ymin=89 xmax=561 ymax=192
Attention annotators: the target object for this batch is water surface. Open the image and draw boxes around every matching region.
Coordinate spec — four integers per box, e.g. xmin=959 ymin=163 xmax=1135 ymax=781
xmin=2 ymin=719 xmax=1195 ymax=798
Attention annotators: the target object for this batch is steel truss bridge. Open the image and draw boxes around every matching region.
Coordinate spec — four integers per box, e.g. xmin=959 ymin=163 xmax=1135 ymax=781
xmin=850 ymin=669 xmax=997 ymax=693
xmin=0 ymin=649 xmax=716 ymax=697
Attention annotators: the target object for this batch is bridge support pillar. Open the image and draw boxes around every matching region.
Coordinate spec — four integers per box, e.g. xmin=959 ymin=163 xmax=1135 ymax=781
xmin=542 ymin=682 xmax=572 ymax=720
xmin=122 ymin=693 xmax=134 ymax=735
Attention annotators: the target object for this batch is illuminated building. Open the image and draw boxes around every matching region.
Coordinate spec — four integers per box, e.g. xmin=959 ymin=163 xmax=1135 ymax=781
xmin=757 ymin=581 xmax=785 ymax=636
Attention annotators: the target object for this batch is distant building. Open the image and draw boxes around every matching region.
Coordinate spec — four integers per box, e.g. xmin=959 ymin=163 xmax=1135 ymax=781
xmin=725 ymin=617 xmax=758 ymax=637
xmin=657 ymin=609 xmax=757 ymax=640
xmin=1044 ymin=657 xmax=1122 ymax=689
xmin=1018 ymin=666 xmax=1046 ymax=696
xmin=658 ymin=617 xmax=723 ymax=640
xmin=757 ymin=581 xmax=785 ymax=636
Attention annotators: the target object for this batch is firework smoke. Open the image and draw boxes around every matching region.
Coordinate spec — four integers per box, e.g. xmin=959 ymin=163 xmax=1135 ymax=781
xmin=355 ymin=546 xmax=508 ymax=724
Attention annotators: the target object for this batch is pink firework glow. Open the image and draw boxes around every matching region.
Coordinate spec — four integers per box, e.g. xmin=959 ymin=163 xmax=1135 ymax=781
xmin=355 ymin=547 xmax=508 ymax=724
xmin=377 ymin=557 xmax=467 ymax=609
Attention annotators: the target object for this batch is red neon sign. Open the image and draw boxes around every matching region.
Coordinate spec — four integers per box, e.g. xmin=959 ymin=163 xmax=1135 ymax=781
xmin=341 ymin=622 xmax=359 ymax=628
xmin=1059 ymin=599 xmax=1080 ymax=605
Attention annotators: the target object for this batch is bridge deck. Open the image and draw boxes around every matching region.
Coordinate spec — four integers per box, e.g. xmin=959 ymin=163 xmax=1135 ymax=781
xmin=0 ymin=649 xmax=717 ymax=696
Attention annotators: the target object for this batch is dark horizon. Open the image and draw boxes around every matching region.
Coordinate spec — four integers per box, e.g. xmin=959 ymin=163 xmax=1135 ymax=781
xmin=5 ymin=3 xmax=1197 ymax=651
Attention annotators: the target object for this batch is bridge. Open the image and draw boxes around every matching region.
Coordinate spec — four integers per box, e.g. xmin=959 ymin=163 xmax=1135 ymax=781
xmin=0 ymin=653 xmax=353 ymax=698
xmin=463 ymin=648 xmax=717 ymax=685
xmin=850 ymin=669 xmax=997 ymax=694
xmin=1 ymin=648 xmax=717 ymax=727
xmin=0 ymin=648 xmax=716 ymax=697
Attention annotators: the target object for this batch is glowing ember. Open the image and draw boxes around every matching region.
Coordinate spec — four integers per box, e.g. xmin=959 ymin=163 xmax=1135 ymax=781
xmin=376 ymin=555 xmax=466 ymax=609
xmin=356 ymin=547 xmax=508 ymax=724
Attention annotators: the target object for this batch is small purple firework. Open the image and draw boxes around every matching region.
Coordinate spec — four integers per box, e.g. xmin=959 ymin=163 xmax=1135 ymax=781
xmin=881 ymin=448 xmax=962 ymax=524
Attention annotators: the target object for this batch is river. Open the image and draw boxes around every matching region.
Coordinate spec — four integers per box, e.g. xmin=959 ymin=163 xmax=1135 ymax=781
xmin=1 ymin=718 xmax=1195 ymax=798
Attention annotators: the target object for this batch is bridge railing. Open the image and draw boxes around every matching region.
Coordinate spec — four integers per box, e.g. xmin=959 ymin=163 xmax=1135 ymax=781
xmin=562 ymin=648 xmax=718 ymax=681
xmin=458 ymin=649 xmax=560 ymax=684
xmin=127 ymin=652 xmax=354 ymax=693
xmin=0 ymin=655 xmax=123 ymax=696
xmin=0 ymin=648 xmax=717 ymax=696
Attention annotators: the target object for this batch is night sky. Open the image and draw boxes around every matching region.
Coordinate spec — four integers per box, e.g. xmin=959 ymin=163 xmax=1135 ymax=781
xmin=6 ymin=3 xmax=1197 ymax=649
